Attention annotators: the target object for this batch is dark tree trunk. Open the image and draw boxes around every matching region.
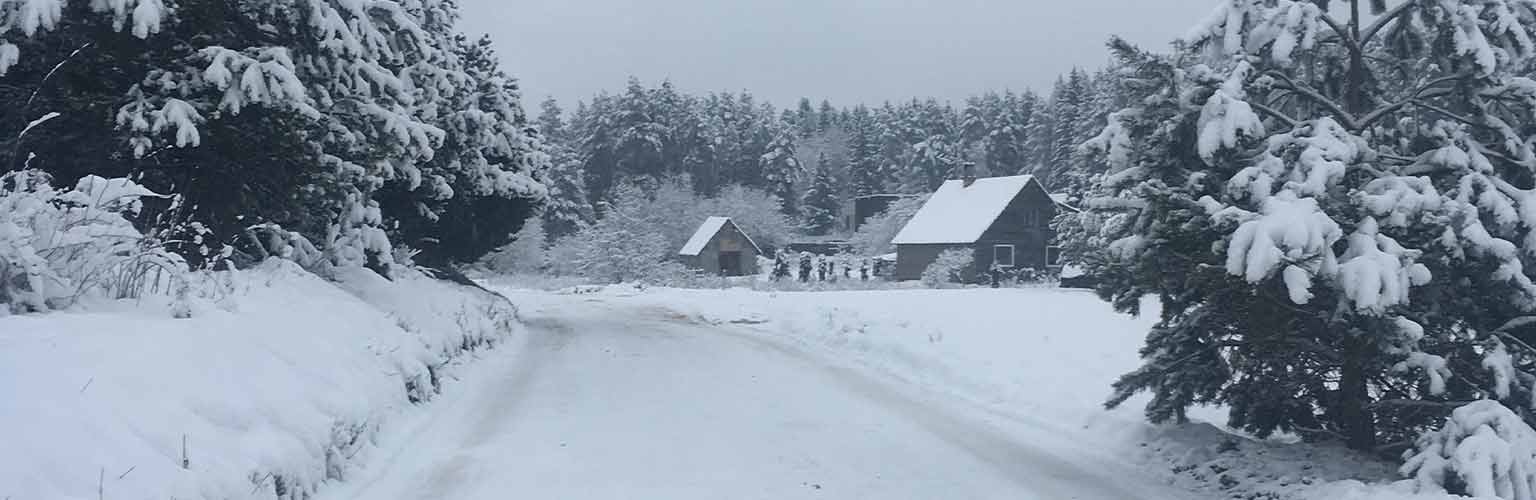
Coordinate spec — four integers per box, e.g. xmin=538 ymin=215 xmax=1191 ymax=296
xmin=1339 ymin=334 xmax=1376 ymax=450
xmin=1344 ymin=0 xmax=1368 ymax=116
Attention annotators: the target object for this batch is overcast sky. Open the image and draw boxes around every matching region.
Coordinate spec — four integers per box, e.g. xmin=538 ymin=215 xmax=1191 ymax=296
xmin=455 ymin=1 xmax=1216 ymax=109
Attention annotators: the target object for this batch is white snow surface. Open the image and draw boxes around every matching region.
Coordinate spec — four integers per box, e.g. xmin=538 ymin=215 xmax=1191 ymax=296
xmin=408 ymin=284 xmax=1463 ymax=500
xmin=321 ymin=285 xmax=1198 ymax=500
xmin=0 ymin=260 xmax=522 ymax=500
xmin=891 ymin=174 xmax=1039 ymax=245
xmin=679 ymin=216 xmax=730 ymax=256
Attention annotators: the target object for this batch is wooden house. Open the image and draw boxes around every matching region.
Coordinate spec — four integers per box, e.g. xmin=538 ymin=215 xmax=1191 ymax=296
xmin=890 ymin=174 xmax=1065 ymax=281
xmin=679 ymin=217 xmax=762 ymax=276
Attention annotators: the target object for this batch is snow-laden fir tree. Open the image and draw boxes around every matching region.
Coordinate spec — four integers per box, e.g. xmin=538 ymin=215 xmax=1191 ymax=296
xmin=535 ymin=98 xmax=593 ymax=239
xmin=542 ymin=144 xmax=594 ymax=240
xmin=1070 ymin=0 xmax=1536 ymax=452
xmin=846 ymin=105 xmax=886 ymax=196
xmin=800 ymin=153 xmax=839 ymax=236
xmin=760 ymin=126 xmax=802 ymax=215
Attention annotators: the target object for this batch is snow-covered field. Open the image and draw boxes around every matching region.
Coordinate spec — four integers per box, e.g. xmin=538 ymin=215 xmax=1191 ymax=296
xmin=0 ymin=261 xmax=522 ymax=500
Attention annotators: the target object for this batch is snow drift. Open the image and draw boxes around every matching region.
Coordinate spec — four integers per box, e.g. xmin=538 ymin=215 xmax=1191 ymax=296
xmin=0 ymin=260 xmax=522 ymax=500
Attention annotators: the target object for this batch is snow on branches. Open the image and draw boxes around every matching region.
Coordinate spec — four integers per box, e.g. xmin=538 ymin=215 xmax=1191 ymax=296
xmin=0 ymin=0 xmax=166 ymax=75
xmin=1404 ymin=400 xmax=1536 ymax=499
xmin=0 ymin=170 xmax=189 ymax=313
xmin=1185 ymin=0 xmax=1321 ymax=66
xmin=1076 ymin=0 xmax=1536 ymax=450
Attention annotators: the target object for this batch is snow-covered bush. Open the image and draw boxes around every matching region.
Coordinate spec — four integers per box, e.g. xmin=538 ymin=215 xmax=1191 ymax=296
xmin=921 ymin=248 xmax=974 ymax=288
xmin=239 ymin=223 xmax=325 ymax=270
xmin=702 ymin=184 xmax=796 ymax=251
xmin=850 ymin=194 xmax=927 ymax=255
xmin=545 ymin=215 xmax=694 ymax=285
xmin=1404 ymin=400 xmax=1536 ymax=499
xmin=0 ymin=170 xmax=188 ymax=313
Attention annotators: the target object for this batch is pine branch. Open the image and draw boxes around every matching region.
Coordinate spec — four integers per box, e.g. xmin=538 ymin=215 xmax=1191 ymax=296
xmin=1315 ymin=13 xmax=1361 ymax=56
xmin=1361 ymin=0 xmax=1418 ymax=48
xmin=1266 ymin=71 xmax=1358 ymax=129
xmin=1248 ymin=101 xmax=1300 ymax=128
xmin=1411 ymin=99 xmax=1481 ymax=128
xmin=1356 ymin=74 xmax=1468 ymax=129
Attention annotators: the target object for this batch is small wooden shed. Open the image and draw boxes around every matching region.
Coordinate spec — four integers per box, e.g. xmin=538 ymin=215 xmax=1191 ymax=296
xmin=679 ymin=216 xmax=762 ymax=276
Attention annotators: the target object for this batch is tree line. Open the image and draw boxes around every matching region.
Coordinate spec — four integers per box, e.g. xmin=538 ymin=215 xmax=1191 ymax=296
xmin=532 ymin=69 xmax=1129 ymax=240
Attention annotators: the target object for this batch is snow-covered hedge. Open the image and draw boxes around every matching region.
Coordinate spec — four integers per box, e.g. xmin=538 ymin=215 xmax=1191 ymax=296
xmin=921 ymin=248 xmax=974 ymax=288
xmin=0 ymin=170 xmax=190 ymax=314
xmin=0 ymin=259 xmax=523 ymax=499
xmin=1404 ymin=400 xmax=1536 ymax=500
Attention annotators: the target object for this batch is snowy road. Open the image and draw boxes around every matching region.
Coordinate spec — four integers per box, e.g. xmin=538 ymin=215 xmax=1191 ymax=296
xmin=320 ymin=294 xmax=1196 ymax=500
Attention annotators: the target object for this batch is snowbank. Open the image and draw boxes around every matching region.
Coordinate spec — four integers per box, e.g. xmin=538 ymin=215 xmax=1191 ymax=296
xmin=564 ymin=286 xmax=1466 ymax=500
xmin=1 ymin=260 xmax=522 ymax=500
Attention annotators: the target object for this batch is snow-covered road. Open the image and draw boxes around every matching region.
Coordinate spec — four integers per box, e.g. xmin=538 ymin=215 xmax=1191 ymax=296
xmin=319 ymin=294 xmax=1196 ymax=500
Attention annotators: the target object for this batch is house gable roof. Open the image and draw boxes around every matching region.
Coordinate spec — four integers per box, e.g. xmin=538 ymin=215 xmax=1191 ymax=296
xmin=891 ymin=175 xmax=1048 ymax=245
xmin=679 ymin=216 xmax=762 ymax=256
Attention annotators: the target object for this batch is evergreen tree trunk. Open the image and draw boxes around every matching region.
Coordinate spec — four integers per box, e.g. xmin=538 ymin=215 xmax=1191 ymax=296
xmin=1340 ymin=334 xmax=1376 ymax=451
xmin=1339 ymin=0 xmax=1376 ymax=452
xmin=1344 ymin=0 xmax=1367 ymax=117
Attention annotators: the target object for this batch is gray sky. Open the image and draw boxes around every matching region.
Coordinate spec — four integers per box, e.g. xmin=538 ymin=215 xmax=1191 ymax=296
xmin=455 ymin=1 xmax=1216 ymax=109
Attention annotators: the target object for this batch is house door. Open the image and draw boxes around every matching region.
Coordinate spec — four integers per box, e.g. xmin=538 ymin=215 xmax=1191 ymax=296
xmin=718 ymin=251 xmax=742 ymax=276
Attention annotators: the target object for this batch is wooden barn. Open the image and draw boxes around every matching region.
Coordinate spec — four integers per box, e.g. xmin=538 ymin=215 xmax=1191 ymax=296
xmin=890 ymin=174 xmax=1067 ymax=281
xmin=678 ymin=216 xmax=762 ymax=276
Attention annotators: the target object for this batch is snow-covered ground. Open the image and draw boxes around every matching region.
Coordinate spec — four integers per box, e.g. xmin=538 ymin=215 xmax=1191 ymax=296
xmin=5 ymin=273 xmax=1468 ymax=500
xmin=481 ymin=285 xmax=1459 ymax=500
xmin=1 ymin=261 xmax=521 ymax=500
xmin=319 ymin=286 xmax=1195 ymax=500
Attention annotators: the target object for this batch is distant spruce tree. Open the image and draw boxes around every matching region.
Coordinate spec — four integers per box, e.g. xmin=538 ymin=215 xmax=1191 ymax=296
xmin=800 ymin=153 xmax=840 ymax=236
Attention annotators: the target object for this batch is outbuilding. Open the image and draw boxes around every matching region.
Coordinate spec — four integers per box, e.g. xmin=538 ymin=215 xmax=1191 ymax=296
xmin=679 ymin=216 xmax=762 ymax=276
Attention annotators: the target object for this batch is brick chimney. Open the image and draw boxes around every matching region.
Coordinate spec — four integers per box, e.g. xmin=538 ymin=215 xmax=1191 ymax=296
xmin=961 ymin=162 xmax=976 ymax=187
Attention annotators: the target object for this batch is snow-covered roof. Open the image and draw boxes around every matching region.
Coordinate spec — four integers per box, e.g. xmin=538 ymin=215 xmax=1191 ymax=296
xmin=679 ymin=217 xmax=761 ymax=256
xmin=1050 ymin=192 xmax=1082 ymax=213
xmin=892 ymin=175 xmax=1043 ymax=245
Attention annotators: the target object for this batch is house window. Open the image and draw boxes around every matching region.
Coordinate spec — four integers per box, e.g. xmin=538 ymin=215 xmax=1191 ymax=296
xmin=1022 ymin=210 xmax=1038 ymax=227
xmin=994 ymin=244 xmax=1015 ymax=268
xmin=1047 ymin=245 xmax=1063 ymax=266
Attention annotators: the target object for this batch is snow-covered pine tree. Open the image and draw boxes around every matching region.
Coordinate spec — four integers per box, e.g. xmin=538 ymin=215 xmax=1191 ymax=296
xmin=539 ymin=100 xmax=594 ymax=240
xmin=538 ymin=97 xmax=568 ymax=145
xmin=388 ymin=30 xmax=549 ymax=265
xmin=1074 ymin=0 xmax=1536 ymax=451
xmin=817 ymin=99 xmax=838 ymax=133
xmin=801 ymin=153 xmax=839 ymax=235
xmin=99 ymin=0 xmax=543 ymax=272
xmin=760 ymin=125 xmax=802 ymax=215
xmin=847 ymin=106 xmax=885 ymax=196
xmin=1044 ymin=69 xmax=1093 ymax=189
xmin=795 ymin=97 xmax=817 ymax=138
